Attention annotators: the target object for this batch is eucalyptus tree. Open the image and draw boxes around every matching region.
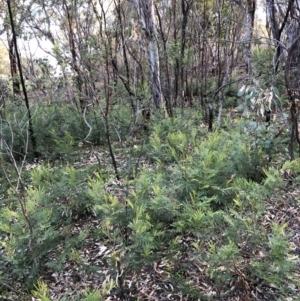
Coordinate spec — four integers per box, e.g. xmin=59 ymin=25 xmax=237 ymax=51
xmin=180 ymin=0 xmax=245 ymax=125
xmin=229 ymin=0 xmax=256 ymax=75
xmin=266 ymin=0 xmax=295 ymax=74
xmin=1 ymin=0 xmax=38 ymax=155
xmin=282 ymin=0 xmax=300 ymax=158
xmin=261 ymin=0 xmax=300 ymax=158
xmin=2 ymin=0 xmax=38 ymax=95
xmin=244 ymin=0 xmax=256 ymax=74
xmin=3 ymin=0 xmax=275 ymax=132
xmin=0 ymin=0 xmax=27 ymax=94
xmin=154 ymin=0 xmax=173 ymax=115
xmin=127 ymin=0 xmax=162 ymax=109
xmin=21 ymin=0 xmax=96 ymax=108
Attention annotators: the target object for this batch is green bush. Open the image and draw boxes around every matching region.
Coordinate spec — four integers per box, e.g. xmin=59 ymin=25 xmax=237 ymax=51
xmin=0 ymin=163 xmax=95 ymax=286
xmin=147 ymin=118 xmax=267 ymax=195
xmin=113 ymin=159 xmax=297 ymax=298
xmin=0 ymin=107 xmax=297 ymax=299
xmin=87 ymin=115 xmax=297 ymax=298
xmin=33 ymin=105 xmax=105 ymax=159
xmin=0 ymin=103 xmax=109 ymax=161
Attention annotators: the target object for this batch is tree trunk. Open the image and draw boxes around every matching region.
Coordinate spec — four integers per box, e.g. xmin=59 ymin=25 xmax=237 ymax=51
xmin=243 ymin=0 xmax=256 ymax=74
xmin=7 ymin=0 xmax=38 ymax=156
xmin=7 ymin=36 xmax=20 ymax=94
xmin=180 ymin=0 xmax=192 ymax=105
xmin=266 ymin=0 xmax=295 ymax=73
xmin=128 ymin=0 xmax=162 ymax=108
xmin=284 ymin=0 xmax=300 ymax=159
xmin=62 ymin=0 xmax=85 ymax=111
xmin=155 ymin=3 xmax=173 ymax=116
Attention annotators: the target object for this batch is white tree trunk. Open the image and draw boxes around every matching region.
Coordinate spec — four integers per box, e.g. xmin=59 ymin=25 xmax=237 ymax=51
xmin=128 ymin=0 xmax=162 ymax=108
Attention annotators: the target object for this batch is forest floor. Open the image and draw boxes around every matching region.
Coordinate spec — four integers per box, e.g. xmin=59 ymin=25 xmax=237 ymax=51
xmin=42 ymin=182 xmax=300 ymax=301
xmin=1 ymin=112 xmax=300 ymax=301
xmin=30 ymin=145 xmax=300 ymax=300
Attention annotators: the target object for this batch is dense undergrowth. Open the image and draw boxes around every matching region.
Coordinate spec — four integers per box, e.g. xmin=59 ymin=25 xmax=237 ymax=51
xmin=0 ymin=102 xmax=299 ymax=300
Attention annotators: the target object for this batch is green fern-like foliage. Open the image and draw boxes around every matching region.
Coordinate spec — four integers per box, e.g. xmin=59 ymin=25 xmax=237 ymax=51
xmin=84 ymin=115 xmax=295 ymax=298
xmin=0 ymin=162 xmax=97 ymax=285
xmin=0 ymin=105 xmax=297 ymax=298
xmin=147 ymin=122 xmax=267 ymax=207
xmin=31 ymin=280 xmax=52 ymax=301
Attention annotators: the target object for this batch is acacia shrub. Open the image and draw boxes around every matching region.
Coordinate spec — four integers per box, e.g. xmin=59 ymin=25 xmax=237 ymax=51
xmin=147 ymin=115 xmax=268 ymax=190
xmin=33 ymin=105 xmax=106 ymax=159
xmin=86 ymin=122 xmax=298 ymax=298
xmin=0 ymin=163 xmax=96 ymax=286
xmin=125 ymin=140 xmax=296 ymax=298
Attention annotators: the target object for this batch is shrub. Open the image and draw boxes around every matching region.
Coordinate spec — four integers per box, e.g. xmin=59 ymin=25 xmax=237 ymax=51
xmin=0 ymin=163 xmax=95 ymax=286
xmin=86 ymin=115 xmax=297 ymax=298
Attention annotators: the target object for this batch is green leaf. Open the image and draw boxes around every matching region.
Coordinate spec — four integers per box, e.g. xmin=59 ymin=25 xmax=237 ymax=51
xmin=242 ymin=106 xmax=249 ymax=117
xmin=237 ymin=85 xmax=246 ymax=96
xmin=32 ymin=280 xmax=51 ymax=301
xmin=236 ymin=103 xmax=244 ymax=111
xmin=245 ymin=93 xmax=253 ymax=100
